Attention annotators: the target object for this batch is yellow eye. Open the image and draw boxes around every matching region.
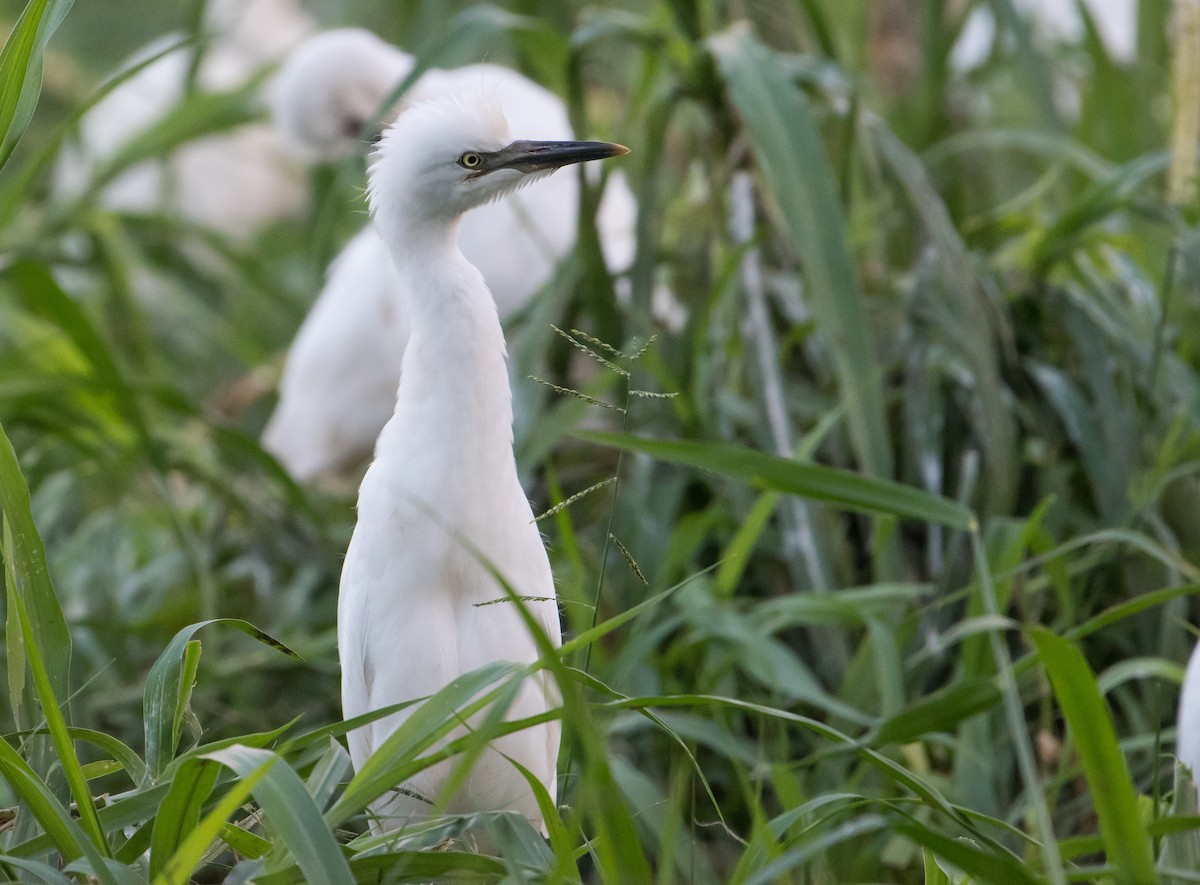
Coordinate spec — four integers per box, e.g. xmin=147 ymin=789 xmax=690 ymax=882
xmin=459 ymin=152 xmax=483 ymax=169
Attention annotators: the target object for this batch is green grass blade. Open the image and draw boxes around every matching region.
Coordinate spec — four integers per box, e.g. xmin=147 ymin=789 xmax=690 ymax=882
xmin=0 ymin=0 xmax=73 ymax=171
xmin=0 ymin=33 xmax=187 ymax=229
xmin=1029 ymin=628 xmax=1157 ymax=885
xmin=152 ymin=756 xmax=273 ymax=885
xmin=577 ymin=431 xmax=974 ymax=529
xmin=0 ymin=419 xmax=70 ymax=710
xmin=0 ymin=418 xmax=106 ymax=852
xmin=0 ymin=856 xmax=75 ymax=885
xmin=202 ymin=745 xmax=354 ymax=885
xmin=148 ymin=758 xmax=221 ymax=879
xmin=0 ymin=737 xmax=87 ymax=861
xmin=143 ymin=619 xmax=298 ymax=780
xmin=710 ymin=24 xmax=892 ymax=479
xmin=324 ymin=660 xmax=521 ymax=826
xmin=868 ymin=118 xmax=1015 ymax=512
xmin=4 ymin=542 xmax=107 ymax=853
xmin=896 ymin=821 xmax=1038 ymax=885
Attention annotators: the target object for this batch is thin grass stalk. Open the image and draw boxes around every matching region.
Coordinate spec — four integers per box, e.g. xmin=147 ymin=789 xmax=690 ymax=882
xmin=729 ymin=171 xmax=831 ymax=596
xmin=969 ymin=530 xmax=1066 ymax=884
xmin=1168 ymin=0 xmax=1200 ymax=206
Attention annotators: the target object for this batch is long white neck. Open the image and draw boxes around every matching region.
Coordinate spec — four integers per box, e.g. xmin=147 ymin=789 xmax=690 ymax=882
xmin=372 ymin=210 xmax=514 ymax=468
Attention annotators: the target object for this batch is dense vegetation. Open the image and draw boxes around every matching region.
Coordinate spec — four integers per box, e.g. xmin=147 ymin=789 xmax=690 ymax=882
xmin=1 ymin=0 xmax=1199 ymax=881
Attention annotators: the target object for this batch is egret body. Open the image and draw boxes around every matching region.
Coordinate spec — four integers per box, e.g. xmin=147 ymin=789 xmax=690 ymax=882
xmin=1180 ymin=641 xmax=1200 ymax=780
xmin=261 ymin=29 xmax=638 ymax=479
xmin=339 ymin=92 xmax=626 ymax=831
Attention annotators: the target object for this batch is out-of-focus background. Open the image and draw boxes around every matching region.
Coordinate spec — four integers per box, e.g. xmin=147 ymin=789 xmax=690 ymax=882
xmin=1 ymin=0 xmax=1199 ymax=881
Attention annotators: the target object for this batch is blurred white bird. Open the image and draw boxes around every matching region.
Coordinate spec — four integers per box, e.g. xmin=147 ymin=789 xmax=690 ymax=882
xmin=262 ymin=29 xmax=638 ymax=478
xmin=1180 ymin=640 xmax=1200 ymax=781
xmin=340 ymin=92 xmax=625 ymax=832
xmin=952 ymin=0 xmax=1137 ymax=72
xmin=55 ymin=0 xmax=315 ymax=238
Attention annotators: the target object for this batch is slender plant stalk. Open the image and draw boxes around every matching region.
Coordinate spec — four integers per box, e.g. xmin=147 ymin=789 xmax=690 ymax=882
xmin=729 ymin=171 xmax=832 ymax=596
xmin=1168 ymin=0 xmax=1200 ymax=207
xmin=970 ymin=530 xmax=1067 ymax=885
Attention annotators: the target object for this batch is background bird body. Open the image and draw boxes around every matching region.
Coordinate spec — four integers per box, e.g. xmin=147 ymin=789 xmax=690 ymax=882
xmin=264 ymin=29 xmax=637 ymax=479
xmin=55 ymin=0 xmax=314 ymax=237
xmin=260 ymin=227 xmax=407 ymax=478
xmin=339 ymin=94 xmax=585 ymax=832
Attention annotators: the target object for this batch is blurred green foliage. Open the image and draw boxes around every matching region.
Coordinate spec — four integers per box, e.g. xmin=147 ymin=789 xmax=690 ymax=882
xmin=1 ymin=0 xmax=1199 ymax=881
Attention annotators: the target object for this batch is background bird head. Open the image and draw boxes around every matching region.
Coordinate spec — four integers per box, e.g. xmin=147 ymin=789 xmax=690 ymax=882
xmin=367 ymin=91 xmax=627 ymax=226
xmin=271 ymin=28 xmax=412 ymax=161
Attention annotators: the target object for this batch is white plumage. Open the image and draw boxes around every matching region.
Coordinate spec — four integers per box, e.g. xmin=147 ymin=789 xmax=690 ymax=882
xmin=261 ymin=29 xmax=638 ymax=479
xmin=340 ymin=92 xmax=625 ymax=832
xmin=55 ymin=0 xmax=315 ymax=238
xmin=952 ymin=0 xmax=1137 ymax=72
xmin=1180 ymin=640 xmax=1200 ymax=781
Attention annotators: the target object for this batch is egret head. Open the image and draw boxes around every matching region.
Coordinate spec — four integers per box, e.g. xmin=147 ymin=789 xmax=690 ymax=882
xmin=367 ymin=92 xmax=628 ymax=227
xmin=271 ymin=28 xmax=413 ymax=160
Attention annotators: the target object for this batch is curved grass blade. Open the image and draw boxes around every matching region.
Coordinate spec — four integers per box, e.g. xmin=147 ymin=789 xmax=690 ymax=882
xmin=152 ymin=755 xmax=274 ymax=885
xmin=1030 ymin=629 xmax=1157 ymax=885
xmin=0 ymin=419 xmax=70 ymax=715
xmin=324 ymin=660 xmax=520 ymax=826
xmin=0 ymin=33 xmax=188 ymax=230
xmin=148 ymin=758 xmax=221 ymax=879
xmin=576 ymin=431 xmax=973 ymax=529
xmin=144 ymin=619 xmax=298 ymax=781
xmin=0 ymin=0 xmax=74 ymax=171
xmin=895 ymin=821 xmax=1038 ymax=885
xmin=0 ymin=737 xmax=88 ymax=862
xmin=202 ymin=745 xmax=354 ymax=885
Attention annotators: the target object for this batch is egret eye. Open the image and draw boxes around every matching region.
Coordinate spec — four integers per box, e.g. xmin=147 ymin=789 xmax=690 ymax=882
xmin=458 ymin=152 xmax=483 ymax=169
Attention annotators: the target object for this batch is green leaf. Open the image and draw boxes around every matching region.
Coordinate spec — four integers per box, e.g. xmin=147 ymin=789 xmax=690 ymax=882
xmin=576 ymin=431 xmax=974 ymax=529
xmin=144 ymin=619 xmax=297 ymax=780
xmin=898 ymin=821 xmax=1037 ymax=885
xmin=202 ymin=745 xmax=354 ymax=885
xmin=148 ymin=758 xmax=221 ymax=879
xmin=0 ymin=736 xmax=89 ymax=861
xmin=0 ymin=0 xmax=74 ymax=171
xmin=1029 ymin=629 xmax=1157 ymax=884
xmin=324 ymin=660 xmax=521 ymax=826
xmin=710 ymin=24 xmax=892 ymax=479
xmin=152 ymin=755 xmax=274 ymax=885
xmin=0 ymin=419 xmax=70 ymax=715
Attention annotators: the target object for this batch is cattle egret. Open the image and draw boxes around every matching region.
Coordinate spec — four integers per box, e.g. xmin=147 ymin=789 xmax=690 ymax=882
xmin=262 ymin=29 xmax=638 ymax=479
xmin=338 ymin=91 xmax=626 ymax=832
xmin=55 ymin=0 xmax=314 ymax=238
xmin=1180 ymin=641 xmax=1200 ymax=782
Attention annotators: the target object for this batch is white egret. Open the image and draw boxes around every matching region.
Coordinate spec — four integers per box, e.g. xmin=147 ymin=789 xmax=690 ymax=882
xmin=339 ymin=91 xmax=626 ymax=832
xmin=1180 ymin=640 xmax=1200 ymax=782
xmin=262 ymin=28 xmax=638 ymax=479
xmin=55 ymin=0 xmax=315 ymax=238
xmin=952 ymin=0 xmax=1137 ymax=72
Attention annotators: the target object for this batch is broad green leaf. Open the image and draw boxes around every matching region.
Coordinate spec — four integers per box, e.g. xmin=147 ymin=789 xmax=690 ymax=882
xmin=144 ymin=619 xmax=297 ymax=780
